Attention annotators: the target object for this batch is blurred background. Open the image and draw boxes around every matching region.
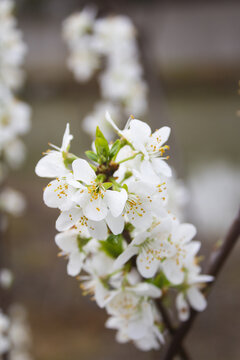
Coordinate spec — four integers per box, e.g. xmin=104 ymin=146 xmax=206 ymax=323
xmin=5 ymin=0 xmax=240 ymax=359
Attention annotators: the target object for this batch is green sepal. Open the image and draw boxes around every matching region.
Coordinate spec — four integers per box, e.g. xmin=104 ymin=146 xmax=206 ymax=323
xmin=146 ymin=272 xmax=171 ymax=289
xmin=96 ymin=174 xmax=106 ymax=183
xmin=124 ymin=222 xmax=134 ymax=234
xmin=122 ymin=183 xmax=128 ymax=192
xmin=85 ymin=150 xmax=98 ymax=163
xmin=77 ymin=236 xmax=91 ymax=252
xmin=102 ymin=182 xmax=113 ymax=190
xmin=63 ymin=152 xmax=78 ymax=168
xmin=99 ymin=234 xmax=124 ymax=258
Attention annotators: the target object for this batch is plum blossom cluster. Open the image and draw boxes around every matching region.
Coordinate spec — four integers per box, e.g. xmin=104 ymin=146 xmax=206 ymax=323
xmin=0 ymin=0 xmax=27 ymax=90
xmin=0 ymin=0 xmax=31 ymax=221
xmin=0 ymin=305 xmax=33 ymax=360
xmin=36 ymin=114 xmax=212 ymax=351
xmin=63 ymin=8 xmax=148 ymax=139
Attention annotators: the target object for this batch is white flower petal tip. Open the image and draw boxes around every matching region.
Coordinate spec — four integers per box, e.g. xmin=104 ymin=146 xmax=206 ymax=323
xmin=72 ymin=158 xmax=96 ymax=183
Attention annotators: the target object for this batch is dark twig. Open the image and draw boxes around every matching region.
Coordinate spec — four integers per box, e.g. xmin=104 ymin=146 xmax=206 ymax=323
xmin=162 ymin=209 xmax=240 ymax=360
xmin=157 ymin=300 xmax=191 ymax=360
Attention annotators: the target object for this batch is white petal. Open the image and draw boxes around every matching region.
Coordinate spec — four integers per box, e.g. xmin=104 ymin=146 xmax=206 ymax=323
xmin=83 ymin=196 xmax=108 ymax=221
xmin=55 ymin=231 xmax=78 ymax=252
xmin=131 ymin=283 xmax=161 ymax=298
xmin=114 ymin=246 xmax=138 ymax=269
xmin=187 ymin=286 xmax=207 ymax=311
xmin=72 ymin=159 xmax=96 ymax=184
xmin=190 ymin=274 xmax=214 ymax=284
xmin=56 ymin=208 xmax=81 ymax=231
xmin=105 ymin=189 xmax=127 ymax=217
xmin=106 ymin=213 xmax=124 ymax=235
xmin=162 ymin=259 xmax=184 ymax=285
xmin=71 ymin=187 xmax=90 ymax=207
xmin=129 ymin=119 xmax=151 ymax=145
xmin=128 ymin=207 xmax=153 ymax=231
xmin=88 ymin=219 xmax=108 ymax=240
xmin=176 ymin=293 xmax=190 ymax=321
xmin=95 ymin=280 xmax=111 ymax=308
xmin=67 ymin=252 xmax=84 ymax=276
xmin=150 ymin=126 xmax=171 ymax=147
xmin=139 ymin=160 xmax=161 ymax=184
xmin=151 ymin=158 xmax=172 ymax=177
xmin=131 ymin=232 xmax=148 ymax=246
xmin=35 ymin=152 xmax=67 ymax=178
xmin=174 ymin=223 xmax=197 ymax=244
xmin=61 ymin=123 xmax=73 ymax=151
xmin=105 ymin=316 xmax=123 ymax=329
xmin=43 ymin=179 xmax=75 ymax=211
xmin=128 ymin=180 xmax=155 ymax=196
xmin=106 ymin=111 xmax=122 ymax=134
xmin=126 ymin=319 xmax=149 ymax=340
xmin=136 ymin=251 xmax=160 ymax=278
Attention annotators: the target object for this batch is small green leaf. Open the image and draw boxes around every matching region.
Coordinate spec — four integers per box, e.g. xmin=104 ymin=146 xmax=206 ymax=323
xmin=99 ymin=234 xmax=124 ymax=258
xmin=85 ymin=150 xmax=98 ymax=162
xmin=95 ymin=135 xmax=109 ymax=164
xmin=109 ymin=139 xmax=121 ymax=159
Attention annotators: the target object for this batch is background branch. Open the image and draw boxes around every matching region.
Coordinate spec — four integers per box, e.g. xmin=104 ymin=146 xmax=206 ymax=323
xmin=157 ymin=300 xmax=191 ymax=360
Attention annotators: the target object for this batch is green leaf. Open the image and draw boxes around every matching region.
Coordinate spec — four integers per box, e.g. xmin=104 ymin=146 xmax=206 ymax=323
xmin=99 ymin=234 xmax=124 ymax=258
xmin=102 ymin=182 xmax=112 ymax=190
xmin=85 ymin=150 xmax=98 ymax=162
xmin=109 ymin=139 xmax=121 ymax=159
xmin=95 ymin=132 xmax=109 ymax=164
xmin=77 ymin=236 xmax=91 ymax=252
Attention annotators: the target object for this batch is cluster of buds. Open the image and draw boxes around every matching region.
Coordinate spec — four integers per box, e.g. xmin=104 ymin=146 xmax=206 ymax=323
xmin=63 ymin=8 xmax=148 ymax=140
xmin=36 ymin=114 xmax=212 ymax=351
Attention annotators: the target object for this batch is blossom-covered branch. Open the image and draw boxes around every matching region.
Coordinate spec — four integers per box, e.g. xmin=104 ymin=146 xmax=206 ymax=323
xmin=36 ymin=114 xmax=212 ymax=352
xmin=63 ymin=8 xmax=148 ymax=139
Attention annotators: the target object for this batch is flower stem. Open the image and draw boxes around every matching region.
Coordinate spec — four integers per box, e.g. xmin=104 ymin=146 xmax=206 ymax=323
xmin=117 ymin=152 xmax=140 ymax=164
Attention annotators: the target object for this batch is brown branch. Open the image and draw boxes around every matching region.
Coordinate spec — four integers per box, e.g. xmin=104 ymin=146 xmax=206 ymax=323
xmin=157 ymin=300 xmax=191 ymax=360
xmin=161 ymin=208 xmax=240 ymax=360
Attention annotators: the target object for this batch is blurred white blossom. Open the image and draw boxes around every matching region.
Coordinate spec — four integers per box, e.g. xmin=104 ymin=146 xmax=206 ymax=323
xmin=188 ymin=162 xmax=240 ymax=239
xmin=0 ymin=268 xmax=13 ymax=289
xmin=0 ymin=0 xmax=27 ymax=90
xmin=63 ymin=10 xmax=148 ymax=139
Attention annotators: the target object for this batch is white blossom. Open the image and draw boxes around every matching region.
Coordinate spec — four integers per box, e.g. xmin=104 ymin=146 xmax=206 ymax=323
xmin=0 ymin=0 xmax=27 ymax=90
xmin=106 ymin=112 xmax=171 ymax=177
